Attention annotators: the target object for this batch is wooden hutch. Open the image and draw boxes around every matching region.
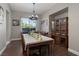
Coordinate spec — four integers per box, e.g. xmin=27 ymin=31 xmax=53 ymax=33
xmin=49 ymin=7 xmax=68 ymax=48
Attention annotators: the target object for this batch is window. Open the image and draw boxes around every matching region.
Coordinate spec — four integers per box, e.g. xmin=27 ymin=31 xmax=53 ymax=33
xmin=21 ymin=18 xmax=37 ymax=33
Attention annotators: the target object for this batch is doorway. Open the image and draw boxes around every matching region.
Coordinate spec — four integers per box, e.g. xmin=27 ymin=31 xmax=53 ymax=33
xmin=49 ymin=7 xmax=68 ymax=48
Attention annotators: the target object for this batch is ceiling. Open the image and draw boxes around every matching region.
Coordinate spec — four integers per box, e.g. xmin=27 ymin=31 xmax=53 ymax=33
xmin=9 ymin=3 xmax=55 ymax=15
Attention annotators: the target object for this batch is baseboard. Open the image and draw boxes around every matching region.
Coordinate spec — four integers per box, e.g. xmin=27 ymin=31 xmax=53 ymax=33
xmin=0 ymin=41 xmax=11 ymax=55
xmin=68 ymin=48 xmax=79 ymax=56
xmin=11 ymin=38 xmax=21 ymax=41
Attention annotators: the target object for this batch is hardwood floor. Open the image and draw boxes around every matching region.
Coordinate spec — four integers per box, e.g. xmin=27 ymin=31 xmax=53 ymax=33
xmin=1 ymin=40 xmax=76 ymax=56
xmin=2 ymin=40 xmax=23 ymax=56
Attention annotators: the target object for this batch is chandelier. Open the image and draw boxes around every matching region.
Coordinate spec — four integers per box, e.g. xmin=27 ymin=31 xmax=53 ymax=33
xmin=29 ymin=3 xmax=38 ymax=20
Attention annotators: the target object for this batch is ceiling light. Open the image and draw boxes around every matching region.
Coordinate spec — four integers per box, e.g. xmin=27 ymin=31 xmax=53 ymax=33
xmin=29 ymin=3 xmax=38 ymax=20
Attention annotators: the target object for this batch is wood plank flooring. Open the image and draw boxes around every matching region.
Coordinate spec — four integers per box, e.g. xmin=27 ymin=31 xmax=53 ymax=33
xmin=1 ymin=40 xmax=77 ymax=56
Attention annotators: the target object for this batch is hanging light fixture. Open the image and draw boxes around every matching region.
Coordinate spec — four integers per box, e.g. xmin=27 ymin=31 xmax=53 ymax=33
xmin=29 ymin=3 xmax=38 ymax=20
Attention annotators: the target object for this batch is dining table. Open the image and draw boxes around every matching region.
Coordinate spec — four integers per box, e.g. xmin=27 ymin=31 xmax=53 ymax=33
xmin=21 ymin=33 xmax=54 ymax=56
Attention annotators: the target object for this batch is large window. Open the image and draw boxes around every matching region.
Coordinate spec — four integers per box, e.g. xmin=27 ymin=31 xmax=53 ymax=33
xmin=21 ymin=18 xmax=36 ymax=33
xmin=21 ymin=18 xmax=36 ymax=28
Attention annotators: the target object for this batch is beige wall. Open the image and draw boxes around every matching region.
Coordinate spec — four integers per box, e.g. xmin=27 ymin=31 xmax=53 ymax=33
xmin=41 ymin=3 xmax=79 ymax=55
xmin=0 ymin=3 xmax=11 ymax=54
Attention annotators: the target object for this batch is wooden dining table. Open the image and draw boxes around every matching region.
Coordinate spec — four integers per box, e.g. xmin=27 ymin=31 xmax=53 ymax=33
xmin=21 ymin=33 xmax=54 ymax=56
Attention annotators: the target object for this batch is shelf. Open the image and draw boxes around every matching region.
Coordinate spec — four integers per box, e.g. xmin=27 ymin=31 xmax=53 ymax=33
xmin=52 ymin=17 xmax=68 ymax=46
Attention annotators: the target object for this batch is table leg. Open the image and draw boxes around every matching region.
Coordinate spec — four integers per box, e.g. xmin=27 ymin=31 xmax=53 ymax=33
xmin=48 ymin=41 xmax=54 ymax=56
xmin=48 ymin=44 xmax=52 ymax=56
xmin=26 ymin=47 xmax=29 ymax=56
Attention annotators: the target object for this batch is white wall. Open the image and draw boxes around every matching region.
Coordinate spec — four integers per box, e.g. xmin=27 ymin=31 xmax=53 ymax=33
xmin=36 ymin=20 xmax=41 ymax=32
xmin=0 ymin=3 xmax=11 ymax=53
xmin=41 ymin=18 xmax=49 ymax=32
xmin=41 ymin=3 xmax=79 ymax=55
xmin=68 ymin=3 xmax=79 ymax=55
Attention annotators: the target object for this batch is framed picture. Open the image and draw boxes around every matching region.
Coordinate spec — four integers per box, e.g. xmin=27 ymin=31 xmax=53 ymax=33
xmin=12 ymin=19 xmax=20 ymax=26
xmin=0 ymin=6 xmax=4 ymax=24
